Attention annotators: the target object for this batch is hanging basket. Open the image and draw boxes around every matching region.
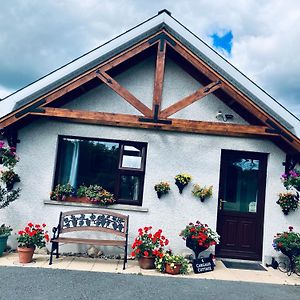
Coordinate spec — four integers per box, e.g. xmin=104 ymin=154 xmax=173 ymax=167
xmin=175 ymin=181 xmax=187 ymax=194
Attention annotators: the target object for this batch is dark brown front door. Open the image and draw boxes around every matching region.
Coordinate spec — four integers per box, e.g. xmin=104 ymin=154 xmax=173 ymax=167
xmin=216 ymin=150 xmax=268 ymax=261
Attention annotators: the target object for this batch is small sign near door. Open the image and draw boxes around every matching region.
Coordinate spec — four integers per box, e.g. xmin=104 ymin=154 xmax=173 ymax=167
xmin=192 ymin=255 xmax=214 ymax=273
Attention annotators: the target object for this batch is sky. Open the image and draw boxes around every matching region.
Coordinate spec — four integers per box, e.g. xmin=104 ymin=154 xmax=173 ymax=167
xmin=0 ymin=0 xmax=299 ymax=117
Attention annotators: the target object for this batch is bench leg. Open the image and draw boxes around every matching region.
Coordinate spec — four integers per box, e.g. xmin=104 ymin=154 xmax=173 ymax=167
xmin=49 ymin=242 xmax=59 ymax=265
xmin=123 ymin=244 xmax=128 ymax=270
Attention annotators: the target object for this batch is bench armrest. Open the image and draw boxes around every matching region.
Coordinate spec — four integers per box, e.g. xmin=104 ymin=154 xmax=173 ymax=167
xmin=51 ymin=226 xmax=60 ymax=239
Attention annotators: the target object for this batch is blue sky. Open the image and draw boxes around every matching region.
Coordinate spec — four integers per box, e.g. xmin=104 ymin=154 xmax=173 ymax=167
xmin=211 ymin=31 xmax=233 ymax=55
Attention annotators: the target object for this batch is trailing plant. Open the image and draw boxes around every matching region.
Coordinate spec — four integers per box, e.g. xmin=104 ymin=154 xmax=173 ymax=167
xmin=0 ymin=224 xmax=13 ymax=236
xmin=0 ymin=186 xmax=21 ymax=209
xmin=273 ymin=226 xmax=300 ymax=252
xmin=180 ymin=221 xmax=220 ymax=248
xmin=192 ymin=184 xmax=213 ymax=202
xmin=131 ymin=226 xmax=169 ymax=258
xmin=155 ymin=250 xmax=190 ymax=274
xmin=276 ymin=192 xmax=299 ymax=215
xmin=154 ymin=181 xmax=170 ymax=198
xmin=50 ymin=183 xmax=74 ymax=201
xmin=281 ymin=169 xmax=300 ymax=191
xmin=17 ymin=223 xmax=49 ymax=248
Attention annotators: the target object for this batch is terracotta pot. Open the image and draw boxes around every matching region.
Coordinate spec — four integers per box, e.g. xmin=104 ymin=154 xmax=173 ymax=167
xmin=18 ymin=247 xmax=35 ymax=263
xmin=138 ymin=256 xmax=156 ymax=269
xmin=165 ymin=262 xmax=182 ymax=275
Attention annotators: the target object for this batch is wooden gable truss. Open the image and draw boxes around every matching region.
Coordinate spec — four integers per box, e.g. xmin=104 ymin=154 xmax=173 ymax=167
xmin=1 ymin=29 xmax=300 ymax=154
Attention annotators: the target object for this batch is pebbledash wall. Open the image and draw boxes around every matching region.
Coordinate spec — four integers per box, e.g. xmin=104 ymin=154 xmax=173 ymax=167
xmin=2 ymin=56 xmax=299 ymax=263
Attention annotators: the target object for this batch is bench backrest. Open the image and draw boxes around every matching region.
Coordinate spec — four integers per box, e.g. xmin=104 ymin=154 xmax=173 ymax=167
xmin=58 ymin=209 xmax=129 ymax=238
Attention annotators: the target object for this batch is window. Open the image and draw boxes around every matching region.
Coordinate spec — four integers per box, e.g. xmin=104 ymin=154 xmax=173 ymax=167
xmin=54 ymin=136 xmax=147 ymax=205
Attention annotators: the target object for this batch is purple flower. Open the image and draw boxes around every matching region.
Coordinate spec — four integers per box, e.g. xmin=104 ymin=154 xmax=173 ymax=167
xmin=0 ymin=141 xmax=5 ymax=148
xmin=281 ymin=173 xmax=288 ymax=179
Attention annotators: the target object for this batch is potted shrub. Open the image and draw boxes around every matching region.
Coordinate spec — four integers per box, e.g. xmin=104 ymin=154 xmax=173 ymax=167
xmin=192 ymin=184 xmax=213 ymax=202
xmin=0 ymin=169 xmax=20 ymax=191
xmin=0 ymin=224 xmax=13 ymax=256
xmin=180 ymin=221 xmax=220 ymax=259
xmin=276 ymin=192 xmax=299 ymax=215
xmin=281 ymin=169 xmax=300 ymax=191
xmin=17 ymin=223 xmax=49 ymax=263
xmin=131 ymin=226 xmax=169 ymax=269
xmin=154 ymin=181 xmax=170 ymax=198
xmin=273 ymin=226 xmax=300 ymax=259
xmin=155 ymin=250 xmax=190 ymax=275
xmin=174 ymin=173 xmax=192 ymax=193
xmin=50 ymin=183 xmax=74 ymax=201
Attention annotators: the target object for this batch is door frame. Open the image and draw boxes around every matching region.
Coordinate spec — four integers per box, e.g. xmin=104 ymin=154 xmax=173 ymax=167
xmin=216 ymin=149 xmax=268 ymax=260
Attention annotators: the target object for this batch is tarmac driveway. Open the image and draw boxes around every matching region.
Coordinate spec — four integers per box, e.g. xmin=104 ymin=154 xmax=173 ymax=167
xmin=0 ymin=266 xmax=299 ymax=300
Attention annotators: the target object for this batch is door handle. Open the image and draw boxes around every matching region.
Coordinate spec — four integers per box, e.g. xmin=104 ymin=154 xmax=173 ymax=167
xmin=219 ymin=199 xmax=227 ymax=210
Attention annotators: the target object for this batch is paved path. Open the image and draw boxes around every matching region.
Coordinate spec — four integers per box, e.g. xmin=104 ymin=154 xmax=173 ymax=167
xmin=0 ymin=266 xmax=299 ymax=300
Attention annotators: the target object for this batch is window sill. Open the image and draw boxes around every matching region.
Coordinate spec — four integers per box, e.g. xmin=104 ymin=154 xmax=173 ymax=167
xmin=43 ymin=200 xmax=149 ymax=213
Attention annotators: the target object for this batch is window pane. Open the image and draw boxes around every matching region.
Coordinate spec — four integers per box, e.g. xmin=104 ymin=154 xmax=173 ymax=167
xmin=122 ymin=156 xmax=142 ymax=169
xmin=121 ymin=145 xmax=143 ymax=169
xmin=119 ymin=175 xmax=140 ymax=202
xmin=56 ymin=137 xmax=119 ymax=192
xmin=223 ymin=158 xmax=259 ymax=213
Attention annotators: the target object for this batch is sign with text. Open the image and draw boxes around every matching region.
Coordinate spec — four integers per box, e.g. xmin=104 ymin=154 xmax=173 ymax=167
xmin=192 ymin=256 xmax=214 ymax=274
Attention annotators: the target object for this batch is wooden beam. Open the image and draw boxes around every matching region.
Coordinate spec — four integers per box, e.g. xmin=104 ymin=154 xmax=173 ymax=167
xmin=152 ymin=41 xmax=166 ymax=112
xmin=164 ymin=31 xmax=300 ymax=151
xmin=160 ymin=80 xmax=222 ymax=118
xmin=0 ymin=32 xmax=161 ymax=130
xmin=31 ymin=107 xmax=279 ymax=138
xmin=95 ymin=71 xmax=152 ymax=117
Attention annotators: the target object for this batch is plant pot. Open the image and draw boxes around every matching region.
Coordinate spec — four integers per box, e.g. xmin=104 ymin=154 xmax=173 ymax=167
xmin=200 ymin=197 xmax=205 ymax=202
xmin=165 ymin=262 xmax=182 ymax=275
xmin=175 ymin=181 xmax=187 ymax=194
xmin=138 ymin=256 xmax=156 ymax=269
xmin=17 ymin=247 xmax=35 ymax=263
xmin=0 ymin=235 xmax=9 ymax=256
xmin=283 ymin=209 xmax=289 ymax=215
xmin=186 ymin=237 xmax=208 ymax=259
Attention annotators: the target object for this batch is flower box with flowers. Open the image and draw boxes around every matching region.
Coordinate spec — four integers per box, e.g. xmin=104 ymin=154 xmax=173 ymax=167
xmin=174 ymin=173 xmax=192 ymax=193
xmin=276 ymin=192 xmax=299 ymax=215
xmin=131 ymin=226 xmax=169 ymax=269
xmin=180 ymin=221 xmax=220 ymax=259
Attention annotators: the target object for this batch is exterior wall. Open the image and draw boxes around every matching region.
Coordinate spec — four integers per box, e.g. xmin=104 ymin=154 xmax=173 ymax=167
xmin=2 ymin=56 xmax=298 ymax=264
xmin=3 ymin=118 xmax=298 ymax=263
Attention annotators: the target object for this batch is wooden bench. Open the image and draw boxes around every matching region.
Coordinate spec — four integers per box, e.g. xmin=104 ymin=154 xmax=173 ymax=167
xmin=49 ymin=209 xmax=129 ymax=269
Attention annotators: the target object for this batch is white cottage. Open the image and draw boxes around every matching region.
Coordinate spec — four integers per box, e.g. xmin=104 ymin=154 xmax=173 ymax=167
xmin=0 ymin=10 xmax=300 ymax=264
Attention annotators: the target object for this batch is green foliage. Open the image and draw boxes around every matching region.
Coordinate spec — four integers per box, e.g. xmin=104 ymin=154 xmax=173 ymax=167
xmin=0 ymin=169 xmax=20 ymax=185
xmin=273 ymin=227 xmax=300 ymax=252
xmin=276 ymin=192 xmax=298 ymax=214
xmin=17 ymin=223 xmax=49 ymax=249
xmin=174 ymin=173 xmax=192 ymax=185
xmin=50 ymin=183 xmax=74 ymax=200
xmin=154 ymin=181 xmax=170 ymax=194
xmin=192 ymin=184 xmax=213 ymax=201
xmin=155 ymin=250 xmax=191 ymax=274
xmin=0 ymin=142 xmax=19 ymax=168
xmin=0 ymin=187 xmax=21 ymax=209
xmin=0 ymin=224 xmax=13 ymax=236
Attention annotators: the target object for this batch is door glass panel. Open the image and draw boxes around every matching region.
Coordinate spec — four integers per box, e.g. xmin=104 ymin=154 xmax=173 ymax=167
xmin=222 ymin=158 xmax=259 ymax=213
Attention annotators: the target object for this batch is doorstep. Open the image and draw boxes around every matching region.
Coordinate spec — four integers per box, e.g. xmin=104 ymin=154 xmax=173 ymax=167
xmin=0 ymin=252 xmax=299 ymax=285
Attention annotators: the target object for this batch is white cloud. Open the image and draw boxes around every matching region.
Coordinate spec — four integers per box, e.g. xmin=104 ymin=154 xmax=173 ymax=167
xmin=0 ymin=0 xmax=299 ymax=116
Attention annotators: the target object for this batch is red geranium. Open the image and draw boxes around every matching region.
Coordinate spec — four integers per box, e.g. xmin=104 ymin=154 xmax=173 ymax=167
xmin=17 ymin=222 xmax=49 ymax=248
xmin=131 ymin=226 xmax=169 ymax=258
